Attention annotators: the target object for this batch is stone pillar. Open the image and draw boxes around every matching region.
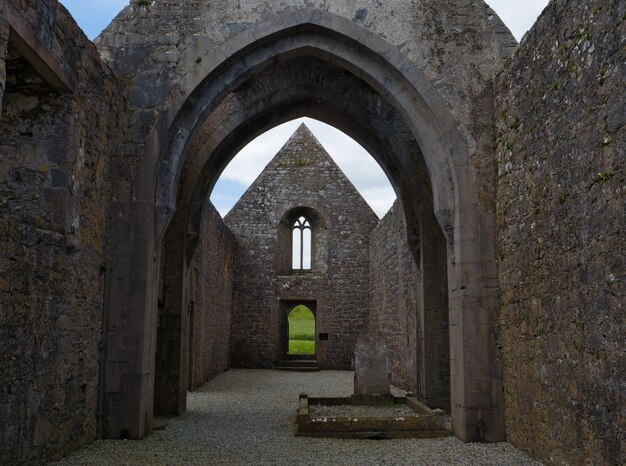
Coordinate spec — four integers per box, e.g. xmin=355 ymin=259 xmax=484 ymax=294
xmin=448 ymin=200 xmax=505 ymax=442
xmin=418 ymin=211 xmax=451 ymax=412
xmin=102 ymin=198 xmax=158 ymax=439
xmin=154 ymin=218 xmax=189 ymax=416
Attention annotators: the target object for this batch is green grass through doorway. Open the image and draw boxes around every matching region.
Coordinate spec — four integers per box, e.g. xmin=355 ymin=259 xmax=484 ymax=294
xmin=288 ymin=305 xmax=315 ymax=355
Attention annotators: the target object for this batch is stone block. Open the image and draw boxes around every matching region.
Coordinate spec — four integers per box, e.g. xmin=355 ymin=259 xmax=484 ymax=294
xmin=353 ymin=330 xmax=390 ymax=396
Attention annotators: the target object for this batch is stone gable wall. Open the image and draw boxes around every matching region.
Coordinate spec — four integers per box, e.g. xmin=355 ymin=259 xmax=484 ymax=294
xmin=188 ymin=201 xmax=235 ymax=390
xmin=369 ymin=201 xmax=419 ymax=393
xmin=495 ymin=0 xmax=624 ymax=464
xmin=225 ymin=126 xmax=379 ymax=369
xmin=0 ymin=1 xmax=126 ymax=463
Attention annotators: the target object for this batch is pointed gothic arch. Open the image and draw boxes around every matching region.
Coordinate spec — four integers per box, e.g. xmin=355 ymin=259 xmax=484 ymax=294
xmin=100 ymin=7 xmax=510 ymax=443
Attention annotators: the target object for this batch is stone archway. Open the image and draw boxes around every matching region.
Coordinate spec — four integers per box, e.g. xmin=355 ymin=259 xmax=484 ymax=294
xmin=98 ymin=4 xmax=512 ymax=444
xmin=155 ymin=56 xmax=452 ymax=418
xmin=283 ymin=302 xmax=317 ymax=360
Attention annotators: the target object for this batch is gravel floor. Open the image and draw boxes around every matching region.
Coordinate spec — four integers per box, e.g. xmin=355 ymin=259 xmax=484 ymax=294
xmin=52 ymin=369 xmax=543 ymax=466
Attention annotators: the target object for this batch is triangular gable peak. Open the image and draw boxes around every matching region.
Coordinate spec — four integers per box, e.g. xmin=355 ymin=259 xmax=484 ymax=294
xmin=226 ymin=123 xmax=378 ymax=222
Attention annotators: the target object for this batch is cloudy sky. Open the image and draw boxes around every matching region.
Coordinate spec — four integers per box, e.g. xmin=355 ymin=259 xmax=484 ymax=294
xmin=59 ymin=0 xmax=550 ymax=217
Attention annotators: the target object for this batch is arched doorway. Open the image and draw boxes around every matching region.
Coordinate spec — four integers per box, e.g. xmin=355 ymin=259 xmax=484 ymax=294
xmin=286 ymin=304 xmax=316 ymax=358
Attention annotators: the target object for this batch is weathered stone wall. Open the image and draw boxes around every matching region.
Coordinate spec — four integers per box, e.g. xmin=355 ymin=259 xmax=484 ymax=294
xmin=96 ymin=0 xmax=514 ymax=181
xmin=495 ymin=0 xmax=625 ymax=464
xmin=226 ymin=125 xmax=379 ymax=369
xmin=369 ymin=201 xmax=419 ymax=393
xmin=94 ymin=0 xmax=516 ymax=443
xmin=188 ymin=201 xmax=234 ymax=390
xmin=0 ymin=1 xmax=126 ymax=464
xmin=0 ymin=20 xmax=7 ymax=116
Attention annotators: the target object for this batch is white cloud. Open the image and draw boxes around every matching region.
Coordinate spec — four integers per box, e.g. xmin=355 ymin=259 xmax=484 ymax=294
xmin=219 ymin=122 xmax=303 ymax=186
xmin=211 ymin=193 xmax=240 ymax=203
xmin=359 ymin=187 xmax=398 ymax=218
xmin=485 ymin=0 xmax=549 ymax=41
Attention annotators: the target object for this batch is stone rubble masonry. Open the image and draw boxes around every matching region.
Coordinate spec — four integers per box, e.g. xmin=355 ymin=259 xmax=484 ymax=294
xmin=369 ymin=200 xmax=419 ymax=394
xmin=225 ymin=124 xmax=379 ymax=370
xmin=188 ymin=201 xmax=234 ymax=390
xmin=494 ymin=0 xmax=625 ymax=464
xmin=96 ymin=0 xmax=515 ymax=160
xmin=353 ymin=330 xmax=391 ymax=396
xmin=0 ymin=0 xmax=127 ymax=464
xmin=0 ymin=20 xmax=8 ymax=116
xmin=94 ymin=1 xmax=517 ymax=253
xmin=96 ymin=0 xmax=514 ymax=446
xmin=0 ymin=0 xmax=623 ymax=464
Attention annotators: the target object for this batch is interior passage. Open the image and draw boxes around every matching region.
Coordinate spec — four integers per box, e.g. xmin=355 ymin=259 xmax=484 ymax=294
xmin=53 ymin=370 xmax=542 ymax=466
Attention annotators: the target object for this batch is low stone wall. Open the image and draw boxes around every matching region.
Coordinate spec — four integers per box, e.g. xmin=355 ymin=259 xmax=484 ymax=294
xmin=188 ymin=202 xmax=235 ymax=390
xmin=495 ymin=0 xmax=624 ymax=464
xmin=0 ymin=0 xmax=125 ymax=463
xmin=369 ymin=201 xmax=419 ymax=393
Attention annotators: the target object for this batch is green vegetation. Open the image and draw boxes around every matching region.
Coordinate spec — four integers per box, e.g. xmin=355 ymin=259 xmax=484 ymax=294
xmin=288 ymin=305 xmax=315 ymax=355
xmin=289 ymin=340 xmax=315 ymax=354
xmin=594 ymin=172 xmax=612 ymax=183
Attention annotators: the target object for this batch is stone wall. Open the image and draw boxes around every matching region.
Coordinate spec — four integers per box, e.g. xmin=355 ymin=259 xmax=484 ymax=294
xmin=188 ymin=202 xmax=234 ymax=390
xmin=0 ymin=21 xmax=7 ymax=116
xmin=369 ymin=201 xmax=419 ymax=393
xmin=0 ymin=1 xmax=126 ymax=463
xmin=495 ymin=0 xmax=624 ymax=464
xmin=226 ymin=125 xmax=379 ymax=369
xmin=96 ymin=0 xmax=515 ymax=189
xmin=95 ymin=0 xmax=515 ymax=443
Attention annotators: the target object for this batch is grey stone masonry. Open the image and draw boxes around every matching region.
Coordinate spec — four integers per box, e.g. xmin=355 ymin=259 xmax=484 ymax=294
xmin=4 ymin=0 xmax=623 ymax=462
xmin=95 ymin=0 xmax=515 ymax=445
xmin=225 ymin=124 xmax=379 ymax=369
xmin=0 ymin=20 xmax=7 ymax=117
xmin=370 ymin=201 xmax=420 ymax=393
xmin=495 ymin=0 xmax=625 ymax=464
xmin=353 ymin=331 xmax=391 ymax=396
xmin=0 ymin=0 xmax=127 ymax=464
xmin=369 ymin=200 xmax=451 ymax=412
xmin=188 ymin=201 xmax=235 ymax=390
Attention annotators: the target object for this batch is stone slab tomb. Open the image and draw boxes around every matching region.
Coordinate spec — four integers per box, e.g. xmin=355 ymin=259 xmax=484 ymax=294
xmin=353 ymin=330 xmax=391 ymax=399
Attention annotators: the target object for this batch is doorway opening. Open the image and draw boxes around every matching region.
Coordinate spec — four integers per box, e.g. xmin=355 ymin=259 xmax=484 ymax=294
xmin=280 ymin=300 xmax=317 ymax=360
xmin=288 ymin=305 xmax=316 ymax=356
